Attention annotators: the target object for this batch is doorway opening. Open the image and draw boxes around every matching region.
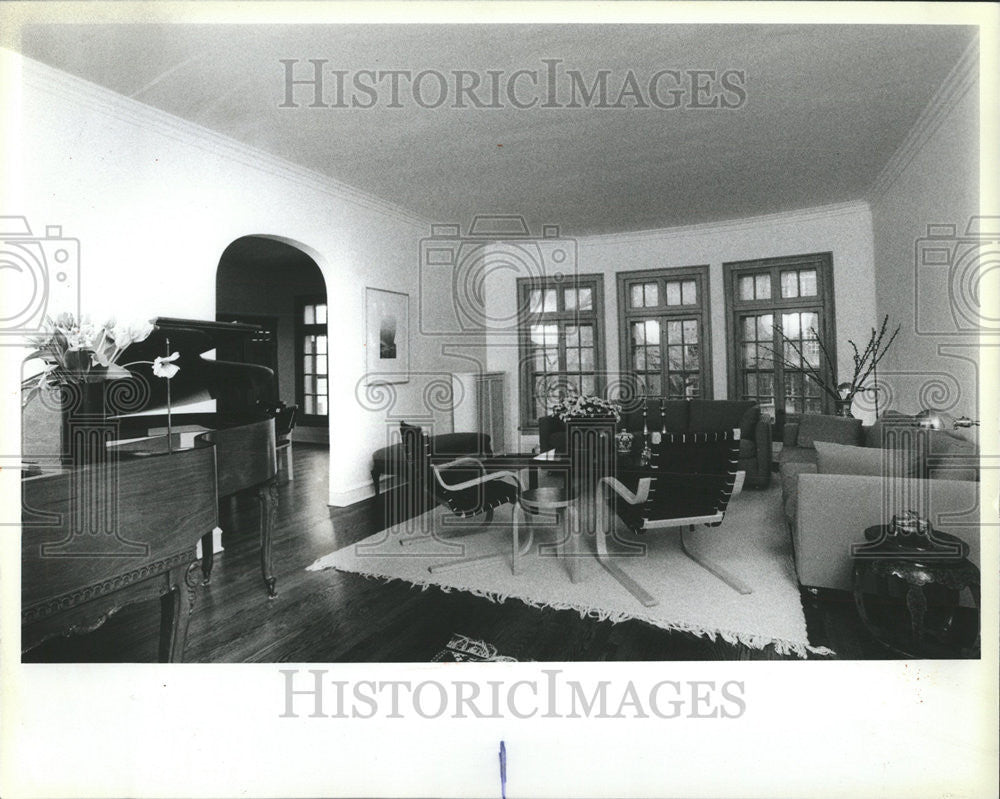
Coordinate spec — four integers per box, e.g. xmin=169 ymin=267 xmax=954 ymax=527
xmin=216 ymin=236 xmax=328 ymax=446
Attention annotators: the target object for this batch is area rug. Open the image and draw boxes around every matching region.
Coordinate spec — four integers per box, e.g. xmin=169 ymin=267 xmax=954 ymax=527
xmin=431 ymin=633 xmax=520 ymax=662
xmin=308 ymin=486 xmax=832 ymax=658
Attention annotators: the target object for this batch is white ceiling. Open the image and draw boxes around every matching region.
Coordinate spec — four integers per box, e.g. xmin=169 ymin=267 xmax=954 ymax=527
xmin=16 ymin=24 xmax=976 ymax=236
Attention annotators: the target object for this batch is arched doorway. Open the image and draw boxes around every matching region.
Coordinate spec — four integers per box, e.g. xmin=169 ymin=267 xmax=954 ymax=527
xmin=216 ymin=236 xmax=328 ymax=447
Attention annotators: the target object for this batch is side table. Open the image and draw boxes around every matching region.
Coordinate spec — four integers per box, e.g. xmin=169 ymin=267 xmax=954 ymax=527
xmin=520 ymin=486 xmax=582 ymax=583
xmin=852 ymin=524 xmax=980 ymax=658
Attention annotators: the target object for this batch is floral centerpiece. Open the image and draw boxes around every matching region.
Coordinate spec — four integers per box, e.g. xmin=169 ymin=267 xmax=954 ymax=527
xmin=550 ymin=393 xmax=622 ymax=422
xmin=21 ymin=313 xmax=154 ymax=405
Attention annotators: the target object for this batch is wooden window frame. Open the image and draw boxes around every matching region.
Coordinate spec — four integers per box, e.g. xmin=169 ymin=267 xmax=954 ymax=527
xmin=295 ymin=294 xmax=328 ymax=426
xmin=722 ymin=252 xmax=836 ymax=430
xmin=517 ymin=274 xmax=606 ymax=431
xmin=616 ymin=265 xmax=714 ymax=401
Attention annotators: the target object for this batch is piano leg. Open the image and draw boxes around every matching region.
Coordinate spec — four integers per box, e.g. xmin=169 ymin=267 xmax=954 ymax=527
xmin=200 ymin=531 xmax=214 ymax=584
xmin=257 ymin=479 xmax=279 ymax=598
xmin=159 ymin=562 xmax=199 ymax=662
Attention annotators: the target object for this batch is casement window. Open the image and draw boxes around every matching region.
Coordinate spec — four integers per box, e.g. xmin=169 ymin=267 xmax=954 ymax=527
xmin=296 ymin=296 xmax=328 ymax=424
xmin=723 ymin=253 xmax=836 ymax=427
xmin=517 ymin=275 xmax=606 ymax=428
xmin=616 ymin=266 xmax=712 ymax=399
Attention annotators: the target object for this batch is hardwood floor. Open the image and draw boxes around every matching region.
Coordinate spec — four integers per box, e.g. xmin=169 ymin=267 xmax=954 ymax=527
xmin=25 ymin=444 xmax=895 ymax=662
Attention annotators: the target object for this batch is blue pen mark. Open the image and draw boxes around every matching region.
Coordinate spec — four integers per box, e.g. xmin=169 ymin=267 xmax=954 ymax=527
xmin=499 ymin=740 xmax=507 ymax=799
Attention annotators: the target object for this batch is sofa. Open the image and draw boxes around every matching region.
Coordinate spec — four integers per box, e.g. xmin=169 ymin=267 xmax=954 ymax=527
xmin=539 ymin=399 xmax=772 ymax=488
xmin=371 ymin=430 xmax=492 ymax=495
xmin=779 ymin=412 xmax=980 ymax=592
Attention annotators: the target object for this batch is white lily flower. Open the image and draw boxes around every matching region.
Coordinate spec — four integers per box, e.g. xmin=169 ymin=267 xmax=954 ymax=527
xmin=152 ymin=352 xmax=181 ymax=379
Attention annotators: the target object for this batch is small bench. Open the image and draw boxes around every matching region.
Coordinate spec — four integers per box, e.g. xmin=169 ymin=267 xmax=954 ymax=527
xmin=371 ymin=431 xmax=492 ymax=495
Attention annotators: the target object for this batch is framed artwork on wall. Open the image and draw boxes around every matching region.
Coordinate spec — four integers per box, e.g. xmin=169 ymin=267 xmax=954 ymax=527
xmin=365 ymin=287 xmax=410 ymax=384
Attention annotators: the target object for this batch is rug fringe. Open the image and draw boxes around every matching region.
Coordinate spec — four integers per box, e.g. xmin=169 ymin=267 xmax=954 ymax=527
xmin=312 ymin=560 xmax=833 ymax=659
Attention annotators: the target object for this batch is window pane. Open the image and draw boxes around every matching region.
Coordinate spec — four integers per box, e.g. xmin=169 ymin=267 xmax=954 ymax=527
xmin=304 ymin=396 xmax=316 ymax=415
xmin=579 ymin=325 xmax=594 ymax=346
xmin=799 ymin=269 xmax=817 ymax=296
xmin=667 ymin=346 xmax=684 ymax=370
xmin=529 ymin=290 xmax=543 ymax=314
xmin=666 ymin=320 xmax=682 ymax=343
xmin=780 ymin=271 xmax=799 ymax=298
xmin=543 ymin=289 xmax=557 ymax=313
xmin=802 ymin=312 xmax=819 ymax=334
xmin=564 ymin=288 xmax=577 ymax=310
xmin=738 ymin=276 xmax=755 ymax=300
xmin=579 ymin=375 xmax=596 ymax=396
xmin=316 ymin=396 xmax=327 ymax=416
xmin=742 ymin=343 xmax=757 ymax=368
xmin=682 ymin=280 xmax=696 ymax=305
xmin=631 ymin=321 xmax=645 ymax=345
xmin=566 ymin=349 xmax=580 ymax=371
xmin=686 ymin=375 xmax=700 ymax=398
xmin=304 ymin=305 xmax=315 ymax=324
xmin=741 ymin=317 xmax=756 ymax=342
xmin=317 ymin=335 xmax=327 ymax=355
xmin=666 ymin=281 xmax=682 ymax=306
xmin=782 ymin=313 xmax=800 ymax=338
xmin=317 ymin=377 xmax=327 ymax=395
xmin=578 ymin=288 xmax=593 ymax=311
xmin=316 ymin=355 xmax=327 ymax=376
xmin=304 ymin=375 xmax=315 ymax=394
xmin=634 ymin=348 xmax=647 ymax=370
xmin=758 ymin=314 xmax=773 ymax=341
xmin=643 ymin=283 xmax=659 ymax=306
xmin=685 ymin=344 xmax=699 ymax=368
xmin=755 ymin=274 xmax=771 ymax=300
xmin=630 ymin=284 xmax=644 ymax=308
xmin=303 ymin=354 xmax=314 ymax=375
xmin=744 ymin=373 xmax=758 ymax=397
xmin=802 ymin=339 xmax=819 ymax=366
xmin=667 ymin=374 xmax=686 ymax=397
xmin=647 ymin=347 xmax=661 ymax=370
xmin=580 ymin=349 xmax=594 ymax=371
xmin=304 ymin=336 xmax=314 ymax=354
xmin=645 ymin=319 xmax=660 ymax=343
xmin=682 ymin=320 xmax=697 ymax=341
xmin=644 ymin=374 xmax=661 ymax=395
xmin=316 ymin=304 xmax=327 ymax=324
xmin=565 ymin=325 xmax=579 ymax=346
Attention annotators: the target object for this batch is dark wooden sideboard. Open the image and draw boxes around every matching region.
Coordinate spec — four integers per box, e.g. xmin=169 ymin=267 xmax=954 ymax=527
xmin=21 ymin=443 xmax=219 ymax=662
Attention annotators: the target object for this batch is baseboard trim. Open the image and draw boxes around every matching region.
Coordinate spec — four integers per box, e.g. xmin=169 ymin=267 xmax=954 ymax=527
xmin=329 ymin=481 xmax=376 ymax=508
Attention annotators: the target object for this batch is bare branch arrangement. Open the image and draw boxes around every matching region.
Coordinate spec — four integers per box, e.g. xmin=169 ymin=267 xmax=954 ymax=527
xmin=771 ymin=315 xmax=900 ymax=406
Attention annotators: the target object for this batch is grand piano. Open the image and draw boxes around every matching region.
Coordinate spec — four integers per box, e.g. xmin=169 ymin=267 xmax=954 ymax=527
xmin=115 ymin=317 xmax=283 ymax=598
xmin=21 ymin=318 xmax=285 ymax=661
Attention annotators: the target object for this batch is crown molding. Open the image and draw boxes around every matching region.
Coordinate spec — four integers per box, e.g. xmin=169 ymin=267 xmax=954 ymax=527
xmin=579 ymin=200 xmax=871 ymax=248
xmin=867 ymin=36 xmax=978 ymax=203
xmin=18 ymin=54 xmax=431 ymax=229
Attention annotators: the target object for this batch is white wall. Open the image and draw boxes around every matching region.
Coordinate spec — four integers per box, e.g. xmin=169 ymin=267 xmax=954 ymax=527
xmin=486 ymin=201 xmax=878 ymax=449
xmin=869 ymin=46 xmax=980 ymax=419
xmin=7 ymin=53 xmax=479 ymax=505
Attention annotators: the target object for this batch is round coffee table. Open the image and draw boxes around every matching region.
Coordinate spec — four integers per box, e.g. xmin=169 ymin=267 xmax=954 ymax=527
xmin=852 ymin=524 xmax=980 ymax=658
xmin=519 ymin=486 xmax=582 ymax=583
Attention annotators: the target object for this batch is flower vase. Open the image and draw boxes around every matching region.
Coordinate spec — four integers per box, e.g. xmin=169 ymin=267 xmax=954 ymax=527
xmin=834 ymin=398 xmax=855 ymax=418
xmin=60 ymin=381 xmax=114 ymax=468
